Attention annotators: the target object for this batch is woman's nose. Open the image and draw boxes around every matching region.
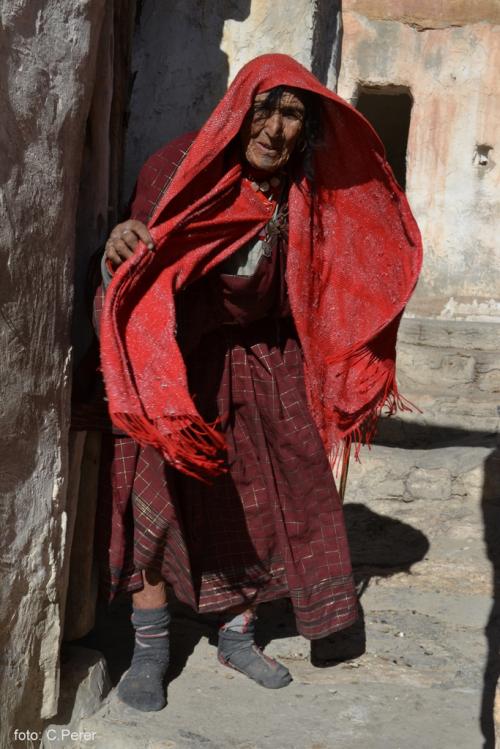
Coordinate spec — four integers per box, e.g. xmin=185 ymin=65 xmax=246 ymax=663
xmin=265 ymin=111 xmax=283 ymax=137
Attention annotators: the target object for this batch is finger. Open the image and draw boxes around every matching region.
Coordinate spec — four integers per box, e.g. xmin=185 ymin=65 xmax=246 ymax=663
xmin=109 ymin=221 xmax=134 ymax=242
xmin=129 ymin=221 xmax=155 ymax=250
xmin=110 ymin=222 xmax=154 ymax=252
xmin=112 ymin=239 xmax=134 ymax=260
xmin=106 ymin=245 xmax=123 ymax=268
xmin=109 ymin=228 xmax=129 ymax=242
xmin=119 ymin=229 xmax=140 ymax=251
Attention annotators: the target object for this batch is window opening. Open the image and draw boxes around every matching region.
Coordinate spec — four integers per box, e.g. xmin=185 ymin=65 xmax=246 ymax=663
xmin=355 ymin=86 xmax=413 ymax=190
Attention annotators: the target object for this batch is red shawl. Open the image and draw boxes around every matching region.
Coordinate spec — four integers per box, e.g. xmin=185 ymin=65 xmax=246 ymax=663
xmin=100 ymin=54 xmax=422 ymax=478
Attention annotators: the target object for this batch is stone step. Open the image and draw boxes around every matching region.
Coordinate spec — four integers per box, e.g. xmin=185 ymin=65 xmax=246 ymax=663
xmin=382 ymin=316 xmax=500 ymax=439
xmin=396 ymin=317 xmax=500 ymax=400
xmin=345 ymin=442 xmax=499 ymax=503
xmin=397 ymin=343 xmax=499 ymax=396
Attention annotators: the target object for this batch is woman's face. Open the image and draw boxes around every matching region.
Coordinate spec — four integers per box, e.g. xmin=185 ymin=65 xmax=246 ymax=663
xmin=240 ymin=88 xmax=306 ymax=173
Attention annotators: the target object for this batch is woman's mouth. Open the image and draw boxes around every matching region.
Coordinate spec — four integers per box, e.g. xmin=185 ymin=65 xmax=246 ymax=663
xmin=256 ymin=141 xmax=279 ymax=155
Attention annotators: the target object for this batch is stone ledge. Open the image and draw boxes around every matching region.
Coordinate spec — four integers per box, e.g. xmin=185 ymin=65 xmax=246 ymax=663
xmin=399 ymin=316 xmax=500 ymax=352
xmin=397 ymin=345 xmax=500 ymax=394
xmin=346 ymin=443 xmax=498 ymax=503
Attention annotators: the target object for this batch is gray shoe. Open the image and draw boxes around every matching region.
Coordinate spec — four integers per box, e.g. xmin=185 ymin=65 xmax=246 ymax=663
xmin=118 ymin=662 xmax=167 ymax=712
xmin=117 ymin=604 xmax=170 ymax=712
xmin=218 ymin=628 xmax=292 ymax=689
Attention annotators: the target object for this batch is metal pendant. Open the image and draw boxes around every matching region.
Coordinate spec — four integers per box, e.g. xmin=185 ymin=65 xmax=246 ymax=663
xmin=262 ymin=240 xmax=273 ymax=258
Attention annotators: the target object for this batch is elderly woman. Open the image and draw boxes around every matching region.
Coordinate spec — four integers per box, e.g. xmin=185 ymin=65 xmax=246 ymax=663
xmin=97 ymin=54 xmax=421 ymax=711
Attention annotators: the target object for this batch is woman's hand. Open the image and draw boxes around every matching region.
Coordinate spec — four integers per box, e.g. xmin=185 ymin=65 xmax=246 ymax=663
xmin=104 ymin=220 xmax=154 ymax=268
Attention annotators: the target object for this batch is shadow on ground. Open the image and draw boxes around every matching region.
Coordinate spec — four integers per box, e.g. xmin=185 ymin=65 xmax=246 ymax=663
xmin=480 ymin=446 xmax=500 ymax=749
xmin=377 ymin=417 xmax=500 ymax=748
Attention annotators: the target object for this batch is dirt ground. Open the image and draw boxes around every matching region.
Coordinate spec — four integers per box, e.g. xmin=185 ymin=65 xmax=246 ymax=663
xmin=43 ymin=482 xmax=500 ymax=749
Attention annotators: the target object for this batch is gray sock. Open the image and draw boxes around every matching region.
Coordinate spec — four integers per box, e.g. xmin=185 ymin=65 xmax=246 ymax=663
xmin=218 ymin=612 xmax=292 ymax=689
xmin=220 ymin=610 xmax=254 ymax=634
xmin=118 ymin=604 xmax=170 ymax=711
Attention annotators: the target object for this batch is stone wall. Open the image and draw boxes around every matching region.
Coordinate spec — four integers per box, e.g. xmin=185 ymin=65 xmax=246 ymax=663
xmin=0 ymin=2 xmax=106 ymax=746
xmin=338 ymin=2 xmax=500 ymax=318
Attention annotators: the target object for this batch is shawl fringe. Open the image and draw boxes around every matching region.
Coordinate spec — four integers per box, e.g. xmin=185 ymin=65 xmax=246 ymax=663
xmin=328 ymin=346 xmax=419 ymax=475
xmin=111 ymin=412 xmax=227 ymax=480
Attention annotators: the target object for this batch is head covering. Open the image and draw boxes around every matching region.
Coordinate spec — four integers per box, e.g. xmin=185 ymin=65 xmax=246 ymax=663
xmin=100 ymin=54 xmax=422 ymax=478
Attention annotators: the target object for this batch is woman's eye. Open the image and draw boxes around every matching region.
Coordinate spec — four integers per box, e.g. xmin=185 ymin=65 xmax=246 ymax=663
xmin=283 ymin=109 xmax=303 ymax=121
xmin=251 ymin=105 xmax=304 ymax=122
xmin=253 ymin=107 xmax=271 ymax=120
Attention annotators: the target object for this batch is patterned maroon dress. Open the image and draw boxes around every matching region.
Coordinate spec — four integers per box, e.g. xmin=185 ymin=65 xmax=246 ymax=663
xmin=96 ymin=177 xmax=358 ymax=640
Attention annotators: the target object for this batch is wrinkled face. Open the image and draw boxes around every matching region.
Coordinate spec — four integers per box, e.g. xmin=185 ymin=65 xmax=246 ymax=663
xmin=240 ymin=88 xmax=306 ymax=173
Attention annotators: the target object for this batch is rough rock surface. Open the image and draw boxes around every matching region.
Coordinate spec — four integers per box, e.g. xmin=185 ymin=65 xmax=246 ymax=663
xmin=41 ymin=647 xmax=111 ymax=748
xmin=0 ymin=2 xmax=105 ymax=746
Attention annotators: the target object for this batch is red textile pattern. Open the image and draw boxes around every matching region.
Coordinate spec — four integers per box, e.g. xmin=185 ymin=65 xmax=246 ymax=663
xmin=100 ymin=54 xmax=422 ymax=478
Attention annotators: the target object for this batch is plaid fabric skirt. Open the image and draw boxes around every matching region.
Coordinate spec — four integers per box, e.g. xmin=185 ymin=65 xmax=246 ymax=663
xmin=96 ymin=318 xmax=357 ymax=639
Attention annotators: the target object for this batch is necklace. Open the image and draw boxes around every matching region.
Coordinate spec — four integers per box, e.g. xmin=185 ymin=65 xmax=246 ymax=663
xmin=244 ymin=170 xmax=288 ymax=256
xmin=249 ymin=175 xmax=282 ymax=194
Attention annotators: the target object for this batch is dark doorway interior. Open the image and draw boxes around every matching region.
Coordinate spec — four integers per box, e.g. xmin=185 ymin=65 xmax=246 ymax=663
xmin=356 ymin=87 xmax=413 ymax=189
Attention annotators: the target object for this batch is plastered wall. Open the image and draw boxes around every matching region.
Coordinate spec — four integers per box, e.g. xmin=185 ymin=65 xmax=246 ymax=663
xmin=338 ymin=3 xmax=500 ymax=318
